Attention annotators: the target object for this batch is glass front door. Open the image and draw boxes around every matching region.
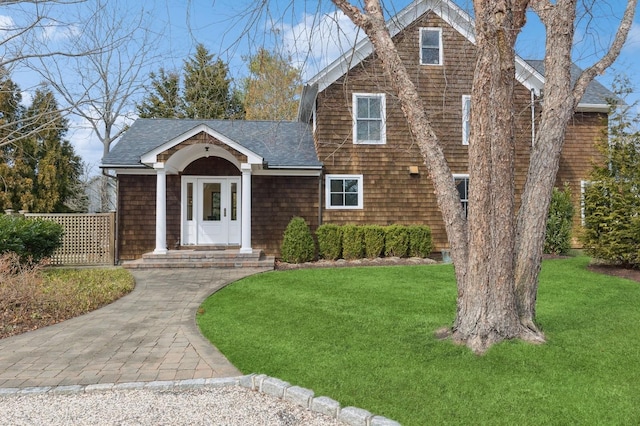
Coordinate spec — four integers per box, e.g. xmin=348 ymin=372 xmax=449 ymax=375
xmin=182 ymin=177 xmax=241 ymax=245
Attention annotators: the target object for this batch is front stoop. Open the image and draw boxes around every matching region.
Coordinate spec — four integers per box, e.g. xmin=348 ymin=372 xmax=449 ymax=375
xmin=121 ymin=249 xmax=275 ymax=270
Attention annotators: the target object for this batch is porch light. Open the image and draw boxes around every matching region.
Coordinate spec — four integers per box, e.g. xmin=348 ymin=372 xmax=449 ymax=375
xmin=409 ymin=165 xmax=420 ymax=175
xmin=205 ymin=145 xmax=210 ymax=157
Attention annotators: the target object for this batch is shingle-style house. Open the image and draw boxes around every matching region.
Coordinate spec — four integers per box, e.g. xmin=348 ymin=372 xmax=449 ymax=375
xmin=101 ymin=0 xmax=612 ymax=263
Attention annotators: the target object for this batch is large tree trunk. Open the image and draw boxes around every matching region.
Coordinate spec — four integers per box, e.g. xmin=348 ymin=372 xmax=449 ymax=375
xmin=334 ymin=0 xmax=637 ymax=354
xmin=451 ymin=0 xmax=540 ymax=352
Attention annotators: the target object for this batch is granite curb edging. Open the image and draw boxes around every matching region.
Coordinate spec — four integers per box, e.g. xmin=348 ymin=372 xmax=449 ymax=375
xmin=0 ymin=374 xmax=401 ymax=426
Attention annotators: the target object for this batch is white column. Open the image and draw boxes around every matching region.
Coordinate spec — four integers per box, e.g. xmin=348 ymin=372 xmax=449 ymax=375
xmin=153 ymin=163 xmax=168 ymax=254
xmin=240 ymin=163 xmax=252 ymax=254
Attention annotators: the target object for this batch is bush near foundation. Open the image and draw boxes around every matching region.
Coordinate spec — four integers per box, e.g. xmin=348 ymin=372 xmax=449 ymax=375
xmin=280 ymin=217 xmax=315 ymax=263
xmin=363 ymin=225 xmax=385 ymax=258
xmin=316 ymin=224 xmax=342 ymax=260
xmin=342 ymin=224 xmax=365 ymax=260
xmin=544 ymin=185 xmax=574 ymax=255
xmin=408 ymin=225 xmax=433 ymax=258
xmin=384 ymin=225 xmax=409 ymax=258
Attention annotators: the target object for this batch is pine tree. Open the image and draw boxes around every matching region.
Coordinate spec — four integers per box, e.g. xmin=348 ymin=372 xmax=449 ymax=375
xmin=183 ymin=44 xmax=244 ymax=119
xmin=242 ymin=48 xmax=302 ymax=121
xmin=137 ymin=68 xmax=184 ymax=119
xmin=581 ymin=78 xmax=640 ymax=267
xmin=0 ymin=84 xmax=84 ymax=213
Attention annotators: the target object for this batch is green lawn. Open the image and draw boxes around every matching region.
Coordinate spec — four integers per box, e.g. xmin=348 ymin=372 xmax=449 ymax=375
xmin=197 ymin=257 xmax=640 ymax=425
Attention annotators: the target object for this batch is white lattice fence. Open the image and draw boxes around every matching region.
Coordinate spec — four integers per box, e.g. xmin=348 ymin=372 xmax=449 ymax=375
xmin=25 ymin=213 xmax=115 ymax=266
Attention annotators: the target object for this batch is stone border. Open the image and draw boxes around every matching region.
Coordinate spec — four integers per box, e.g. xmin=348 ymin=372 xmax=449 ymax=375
xmin=0 ymin=374 xmax=400 ymax=426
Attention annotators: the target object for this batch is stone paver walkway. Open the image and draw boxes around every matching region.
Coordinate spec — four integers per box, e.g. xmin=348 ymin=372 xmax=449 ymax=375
xmin=0 ymin=268 xmax=266 ymax=388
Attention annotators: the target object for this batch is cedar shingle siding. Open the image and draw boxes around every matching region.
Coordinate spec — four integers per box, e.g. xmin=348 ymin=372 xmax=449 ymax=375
xmin=108 ymin=5 xmax=607 ymax=261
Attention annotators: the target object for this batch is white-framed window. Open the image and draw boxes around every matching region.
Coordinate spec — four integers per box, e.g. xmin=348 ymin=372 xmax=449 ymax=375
xmin=462 ymin=95 xmax=471 ymax=146
xmin=326 ymin=174 xmax=363 ymax=209
xmin=353 ymin=93 xmax=386 ymax=145
xmin=420 ymin=27 xmax=443 ymax=65
xmin=453 ymin=174 xmax=469 ymax=218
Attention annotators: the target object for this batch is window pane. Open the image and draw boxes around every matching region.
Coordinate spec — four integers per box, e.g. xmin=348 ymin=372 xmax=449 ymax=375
xmin=231 ymin=182 xmax=237 ymax=221
xmin=422 ymin=29 xmax=439 ymax=47
xmin=345 ymin=193 xmax=358 ymax=206
xmin=330 ymin=179 xmax=344 ymax=193
xmin=368 ymin=121 xmax=381 ymax=141
xmin=331 ymin=193 xmax=344 ymax=206
xmin=344 ymin=179 xmax=358 ymax=193
xmin=357 ymin=97 xmax=369 ymax=118
xmin=455 ymin=178 xmax=468 ymax=200
xmin=187 ymin=182 xmax=193 ymax=221
xmin=422 ymin=47 xmax=439 ymax=64
xmin=368 ymin=98 xmax=381 ymax=119
xmin=356 ymin=121 xmax=369 ymax=141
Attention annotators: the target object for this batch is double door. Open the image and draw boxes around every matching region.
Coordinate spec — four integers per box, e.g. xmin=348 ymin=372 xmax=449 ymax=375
xmin=182 ymin=177 xmax=240 ymax=245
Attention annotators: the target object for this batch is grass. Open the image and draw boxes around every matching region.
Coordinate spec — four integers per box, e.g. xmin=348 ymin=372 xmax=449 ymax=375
xmin=1 ymin=254 xmax=134 ymax=338
xmin=197 ymin=257 xmax=640 ymax=425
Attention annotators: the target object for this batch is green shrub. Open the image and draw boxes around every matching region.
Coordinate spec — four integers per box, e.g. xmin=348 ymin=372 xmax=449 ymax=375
xmin=544 ymin=185 xmax=574 ymax=255
xmin=316 ymin=224 xmax=342 ymax=260
xmin=342 ymin=225 xmax=364 ymax=260
xmin=363 ymin=225 xmax=385 ymax=258
xmin=0 ymin=215 xmax=64 ymax=264
xmin=385 ymin=225 xmax=409 ymax=258
xmin=408 ymin=225 xmax=433 ymax=258
xmin=280 ymin=217 xmax=315 ymax=263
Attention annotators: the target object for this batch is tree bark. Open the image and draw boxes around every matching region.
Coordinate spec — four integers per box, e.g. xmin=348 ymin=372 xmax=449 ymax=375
xmin=333 ymin=0 xmax=637 ymax=354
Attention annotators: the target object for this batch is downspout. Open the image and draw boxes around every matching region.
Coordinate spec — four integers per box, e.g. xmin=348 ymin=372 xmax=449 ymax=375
xmin=531 ymin=89 xmax=536 ymax=145
xmin=318 ymin=170 xmax=323 ymax=227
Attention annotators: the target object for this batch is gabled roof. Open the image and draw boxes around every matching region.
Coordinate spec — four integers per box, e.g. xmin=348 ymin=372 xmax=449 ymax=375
xmin=298 ymin=0 xmax=613 ymax=120
xmin=525 ymin=60 xmax=616 ymax=110
xmin=101 ymin=118 xmax=322 ymax=170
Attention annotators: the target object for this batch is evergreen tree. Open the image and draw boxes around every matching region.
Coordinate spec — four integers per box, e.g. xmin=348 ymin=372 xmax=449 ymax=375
xmin=0 ymin=84 xmax=84 ymax=213
xmin=137 ymin=68 xmax=184 ymax=119
xmin=581 ymin=78 xmax=640 ymax=267
xmin=242 ymin=48 xmax=302 ymax=121
xmin=183 ymin=44 xmax=244 ymax=119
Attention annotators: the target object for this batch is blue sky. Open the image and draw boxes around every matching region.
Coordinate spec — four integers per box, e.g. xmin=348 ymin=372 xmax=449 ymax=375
xmin=1 ymin=0 xmax=638 ymax=170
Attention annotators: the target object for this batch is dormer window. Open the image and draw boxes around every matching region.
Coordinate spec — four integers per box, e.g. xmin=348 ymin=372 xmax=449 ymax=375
xmin=420 ymin=28 xmax=443 ymax=65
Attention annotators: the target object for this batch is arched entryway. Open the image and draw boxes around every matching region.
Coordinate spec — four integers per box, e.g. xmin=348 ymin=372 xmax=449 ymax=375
xmin=181 ymin=157 xmax=242 ymax=246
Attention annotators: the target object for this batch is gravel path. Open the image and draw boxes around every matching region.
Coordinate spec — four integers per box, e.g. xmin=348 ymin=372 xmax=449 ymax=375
xmin=0 ymin=386 xmax=340 ymax=426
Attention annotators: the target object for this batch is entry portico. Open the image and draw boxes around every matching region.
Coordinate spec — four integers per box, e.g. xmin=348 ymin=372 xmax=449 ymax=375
xmin=101 ymin=119 xmax=322 ymax=262
xmin=140 ymin=124 xmax=263 ymax=255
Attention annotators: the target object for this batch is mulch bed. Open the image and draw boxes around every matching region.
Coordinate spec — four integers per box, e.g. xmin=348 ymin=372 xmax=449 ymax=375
xmin=278 ymin=256 xmax=640 ymax=284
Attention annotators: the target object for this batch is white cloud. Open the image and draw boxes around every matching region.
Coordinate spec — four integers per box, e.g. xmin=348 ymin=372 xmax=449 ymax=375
xmin=40 ymin=22 xmax=80 ymax=43
xmin=0 ymin=15 xmax=15 ymax=30
xmin=282 ymin=11 xmax=365 ymax=80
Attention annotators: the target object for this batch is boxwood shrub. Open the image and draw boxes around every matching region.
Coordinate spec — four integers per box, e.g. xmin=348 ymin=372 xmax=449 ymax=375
xmin=316 ymin=224 xmax=342 ymax=260
xmin=280 ymin=217 xmax=315 ymax=263
xmin=0 ymin=215 xmax=64 ymax=264
xmin=408 ymin=225 xmax=433 ymax=258
xmin=363 ymin=225 xmax=385 ymax=258
xmin=384 ymin=224 xmax=409 ymax=258
xmin=342 ymin=224 xmax=364 ymax=260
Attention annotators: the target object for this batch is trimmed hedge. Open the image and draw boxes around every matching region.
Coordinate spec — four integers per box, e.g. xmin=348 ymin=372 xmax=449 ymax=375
xmin=363 ymin=225 xmax=385 ymax=258
xmin=545 ymin=185 xmax=574 ymax=255
xmin=280 ymin=217 xmax=315 ymax=263
xmin=408 ymin=225 xmax=433 ymax=258
xmin=342 ymin=224 xmax=364 ymax=260
xmin=316 ymin=224 xmax=342 ymax=260
xmin=0 ymin=215 xmax=64 ymax=264
xmin=384 ymin=225 xmax=409 ymax=258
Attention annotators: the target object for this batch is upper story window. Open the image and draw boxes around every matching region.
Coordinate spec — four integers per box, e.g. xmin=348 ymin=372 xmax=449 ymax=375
xmin=326 ymin=174 xmax=363 ymax=209
xmin=462 ymin=95 xmax=471 ymax=145
xmin=420 ymin=27 xmax=443 ymax=65
xmin=353 ymin=93 xmax=386 ymax=145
